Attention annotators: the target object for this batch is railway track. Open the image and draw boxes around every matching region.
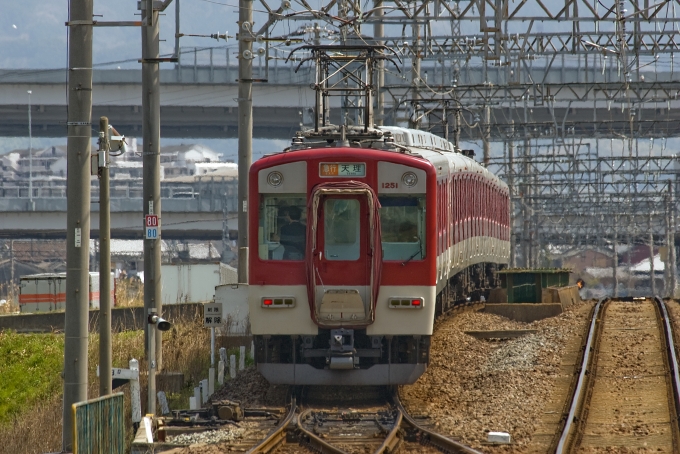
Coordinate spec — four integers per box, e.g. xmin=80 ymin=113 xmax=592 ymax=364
xmin=246 ymin=386 xmax=482 ymax=454
xmin=554 ymin=296 xmax=680 ymax=453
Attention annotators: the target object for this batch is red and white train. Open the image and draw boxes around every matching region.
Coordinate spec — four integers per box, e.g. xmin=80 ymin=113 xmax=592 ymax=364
xmin=247 ymin=125 xmax=510 ymax=385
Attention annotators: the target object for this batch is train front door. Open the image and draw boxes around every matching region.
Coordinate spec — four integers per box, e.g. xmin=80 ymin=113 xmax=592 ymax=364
xmin=312 ymin=194 xmax=373 ymax=326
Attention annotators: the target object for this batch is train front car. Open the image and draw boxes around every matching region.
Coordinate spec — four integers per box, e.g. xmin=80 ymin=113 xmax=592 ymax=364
xmin=249 ymin=139 xmax=437 ymax=385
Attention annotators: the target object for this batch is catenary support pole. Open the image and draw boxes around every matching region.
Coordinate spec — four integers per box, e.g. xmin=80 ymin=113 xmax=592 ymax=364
xmin=522 ymin=139 xmax=530 ymax=267
xmin=62 ymin=0 xmax=94 ymax=449
xmin=670 ymin=185 xmax=677 ymax=297
xmin=483 ymin=104 xmax=490 ymax=167
xmin=141 ymin=0 xmax=163 ymax=371
xmin=409 ymin=13 xmax=420 ymax=130
xmin=666 ymin=194 xmax=672 ymax=295
xmin=508 ymin=121 xmax=515 ymax=267
xmin=237 ymin=0 xmax=253 ymax=283
xmin=99 ymin=117 xmax=112 ymax=396
xmin=650 ymin=215 xmax=656 ymax=296
xmin=374 ymin=0 xmax=384 ymax=126
xmin=613 ymin=228 xmax=619 ymax=297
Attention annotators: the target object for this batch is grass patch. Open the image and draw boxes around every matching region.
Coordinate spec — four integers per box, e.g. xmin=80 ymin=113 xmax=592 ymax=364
xmin=115 ymin=278 xmax=144 ymax=307
xmin=0 ymin=331 xmax=64 ymax=424
xmin=0 ymin=311 xmax=241 ymax=453
xmin=0 ymin=309 xmax=257 ymax=453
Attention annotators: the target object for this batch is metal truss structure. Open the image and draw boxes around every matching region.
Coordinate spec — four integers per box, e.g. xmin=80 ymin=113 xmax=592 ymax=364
xmin=237 ymin=0 xmax=680 ymax=295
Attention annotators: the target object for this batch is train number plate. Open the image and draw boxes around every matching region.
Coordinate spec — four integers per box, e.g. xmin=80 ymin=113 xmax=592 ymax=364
xmin=320 ymin=162 xmax=366 ymax=177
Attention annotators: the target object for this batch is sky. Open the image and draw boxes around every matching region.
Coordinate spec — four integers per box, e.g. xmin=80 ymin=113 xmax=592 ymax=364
xmin=0 ymin=0 xmax=611 ymax=70
xmin=1 ymin=0 xmax=239 ymax=69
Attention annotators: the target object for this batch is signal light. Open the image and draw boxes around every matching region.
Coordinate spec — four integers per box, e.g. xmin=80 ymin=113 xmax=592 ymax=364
xmin=411 ymin=299 xmax=421 ymax=306
xmin=263 ymin=298 xmax=273 ymax=306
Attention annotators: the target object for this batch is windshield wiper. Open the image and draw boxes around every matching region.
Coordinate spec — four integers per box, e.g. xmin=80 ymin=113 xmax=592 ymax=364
xmin=401 ymin=245 xmax=422 ymax=266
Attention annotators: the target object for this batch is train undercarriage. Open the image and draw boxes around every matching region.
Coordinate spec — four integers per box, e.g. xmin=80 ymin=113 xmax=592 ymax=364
xmin=436 ymin=262 xmax=504 ymax=314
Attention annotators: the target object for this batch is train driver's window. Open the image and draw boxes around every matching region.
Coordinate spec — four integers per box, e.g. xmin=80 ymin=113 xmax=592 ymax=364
xmin=258 ymin=194 xmax=307 ymax=260
xmin=379 ymin=195 xmax=426 ymax=261
xmin=324 ymin=199 xmax=360 ymax=261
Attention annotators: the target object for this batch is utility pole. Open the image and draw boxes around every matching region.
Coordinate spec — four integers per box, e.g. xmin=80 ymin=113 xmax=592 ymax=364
xmin=28 ymin=90 xmax=33 ymax=210
xmin=141 ymin=0 xmax=163 ymax=377
xmin=62 ymin=0 xmax=93 ymax=449
xmin=9 ymin=240 xmax=14 ymax=301
xmin=98 ymin=117 xmax=112 ymax=397
xmin=237 ymin=0 xmax=253 ymax=283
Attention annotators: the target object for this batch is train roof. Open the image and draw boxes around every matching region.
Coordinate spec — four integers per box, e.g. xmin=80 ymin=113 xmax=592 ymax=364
xmin=280 ymin=125 xmax=507 ymax=190
xmin=379 ymin=127 xmax=506 ymax=190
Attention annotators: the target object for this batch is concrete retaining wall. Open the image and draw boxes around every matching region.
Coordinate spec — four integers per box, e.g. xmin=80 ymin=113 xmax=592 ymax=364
xmin=484 ymin=285 xmax=582 ymax=322
xmin=0 ymin=303 xmax=203 ymax=333
xmin=484 ymin=303 xmax=565 ymax=323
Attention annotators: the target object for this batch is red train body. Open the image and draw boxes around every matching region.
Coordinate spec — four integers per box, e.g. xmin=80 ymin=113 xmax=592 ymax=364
xmin=246 ymin=126 xmax=510 ymax=385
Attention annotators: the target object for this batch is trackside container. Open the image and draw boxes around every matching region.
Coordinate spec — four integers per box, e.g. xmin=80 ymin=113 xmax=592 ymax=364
xmin=161 ymin=263 xmax=235 ymax=304
xmin=19 ymin=272 xmax=114 ymax=313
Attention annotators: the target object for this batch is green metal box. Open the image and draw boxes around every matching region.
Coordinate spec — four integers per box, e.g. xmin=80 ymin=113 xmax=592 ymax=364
xmin=499 ymin=269 xmax=571 ymax=304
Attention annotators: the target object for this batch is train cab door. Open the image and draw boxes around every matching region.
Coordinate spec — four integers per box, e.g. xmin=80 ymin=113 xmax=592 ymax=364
xmin=311 ymin=193 xmax=373 ymax=326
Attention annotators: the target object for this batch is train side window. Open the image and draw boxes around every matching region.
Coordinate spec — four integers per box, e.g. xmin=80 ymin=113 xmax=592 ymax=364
xmin=379 ymin=195 xmax=426 ymax=261
xmin=258 ymin=194 xmax=307 ymax=261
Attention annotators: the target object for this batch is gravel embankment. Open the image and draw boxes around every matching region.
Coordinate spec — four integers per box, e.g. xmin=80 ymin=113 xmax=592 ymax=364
xmin=208 ymin=367 xmax=288 ymax=407
xmin=166 ymin=424 xmax=248 ymax=445
xmin=400 ymin=302 xmax=592 ymax=453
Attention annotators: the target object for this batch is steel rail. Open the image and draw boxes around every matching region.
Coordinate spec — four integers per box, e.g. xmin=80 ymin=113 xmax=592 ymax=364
xmin=654 ymin=296 xmax=680 ymax=440
xmin=296 ymin=408 xmax=349 ymax=454
xmin=246 ymin=395 xmax=297 ymax=454
xmin=392 ymin=392 xmax=483 ymax=454
xmin=555 ymin=297 xmax=606 ymax=454
xmin=373 ymin=408 xmax=403 ymax=454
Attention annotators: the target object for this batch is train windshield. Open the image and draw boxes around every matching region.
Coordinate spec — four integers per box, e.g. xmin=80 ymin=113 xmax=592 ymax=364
xmin=258 ymin=194 xmax=307 ymax=261
xmin=323 ymin=198 xmax=361 ymax=261
xmin=379 ymin=195 xmax=426 ymax=261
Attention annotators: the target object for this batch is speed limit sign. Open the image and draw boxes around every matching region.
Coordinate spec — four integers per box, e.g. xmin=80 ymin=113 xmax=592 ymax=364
xmin=145 ymin=215 xmax=159 ymax=239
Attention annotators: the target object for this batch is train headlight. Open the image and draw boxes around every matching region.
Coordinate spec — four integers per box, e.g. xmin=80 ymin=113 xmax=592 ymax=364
xmin=267 ymin=171 xmax=283 ymax=187
xmin=402 ymin=172 xmax=418 ymax=187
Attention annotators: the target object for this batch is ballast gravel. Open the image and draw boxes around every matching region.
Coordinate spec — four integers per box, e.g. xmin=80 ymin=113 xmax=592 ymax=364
xmin=400 ymin=301 xmax=592 ymax=453
xmin=166 ymin=425 xmax=247 ymax=445
xmin=208 ymin=367 xmax=288 ymax=407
